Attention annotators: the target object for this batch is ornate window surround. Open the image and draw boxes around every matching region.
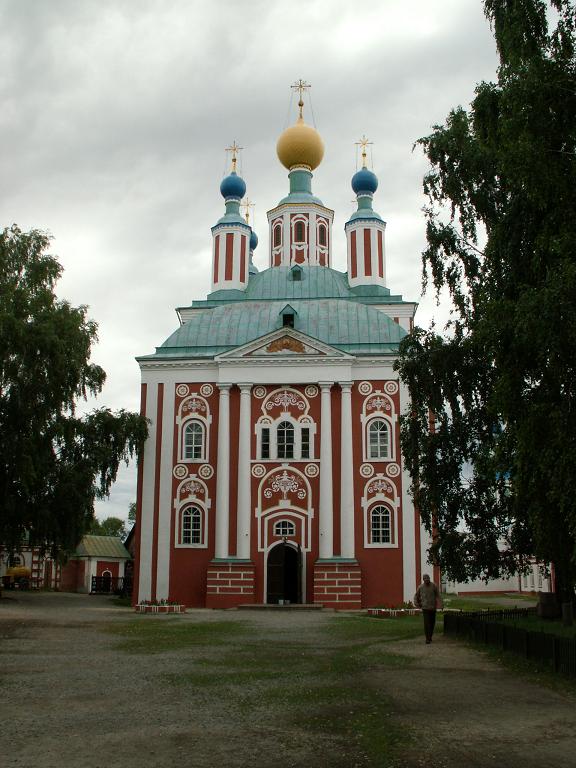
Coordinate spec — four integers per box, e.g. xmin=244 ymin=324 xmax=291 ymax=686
xmin=176 ymin=393 xmax=212 ymax=464
xmin=174 ymin=476 xmax=210 ymax=549
xmin=360 ymin=389 xmax=396 ymax=463
xmin=361 ymin=474 xmax=399 ymax=549
xmin=255 ymin=413 xmax=316 ymax=461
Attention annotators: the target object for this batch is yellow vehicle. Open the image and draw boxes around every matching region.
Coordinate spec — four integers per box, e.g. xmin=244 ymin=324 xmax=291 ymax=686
xmin=3 ymin=566 xmax=31 ymax=589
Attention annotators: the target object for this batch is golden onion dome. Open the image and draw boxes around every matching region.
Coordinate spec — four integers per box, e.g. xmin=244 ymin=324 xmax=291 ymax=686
xmin=276 ymin=116 xmax=324 ymax=171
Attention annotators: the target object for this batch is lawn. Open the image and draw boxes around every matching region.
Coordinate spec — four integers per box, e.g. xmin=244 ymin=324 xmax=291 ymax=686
xmin=107 ymin=612 xmax=422 ymax=766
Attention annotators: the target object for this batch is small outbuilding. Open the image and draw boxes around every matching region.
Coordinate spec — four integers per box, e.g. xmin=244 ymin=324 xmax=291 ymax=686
xmin=60 ymin=535 xmax=131 ymax=594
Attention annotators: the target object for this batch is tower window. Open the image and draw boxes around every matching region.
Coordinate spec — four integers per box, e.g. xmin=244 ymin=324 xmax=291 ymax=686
xmin=318 ymin=225 xmax=327 ymax=246
xmin=283 ymin=313 xmax=295 ymax=328
xmin=261 ymin=427 xmax=270 ymax=459
xmin=183 ymin=420 xmax=205 ymax=460
xmin=181 ymin=505 xmax=203 ymax=545
xmin=370 ymin=505 xmax=392 ymax=544
xmin=368 ymin=419 xmax=390 ymax=460
xmin=301 ymin=428 xmax=310 ymax=459
xmin=274 ymin=223 xmax=282 ymax=248
xmin=277 ymin=421 xmax=294 ymax=459
xmin=294 ymin=221 xmax=305 ymax=243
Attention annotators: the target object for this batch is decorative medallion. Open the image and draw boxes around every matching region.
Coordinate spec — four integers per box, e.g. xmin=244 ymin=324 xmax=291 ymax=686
xmin=367 ymin=477 xmax=394 ymax=496
xmin=265 ymin=389 xmax=305 ymax=412
xmin=264 ymin=470 xmax=306 ymax=500
xmin=176 ymin=384 xmax=189 ymax=398
xmin=360 ymin=463 xmax=374 ymax=478
xmin=200 ymin=383 xmax=214 ymax=397
xmin=366 ymin=394 xmax=391 ymax=412
xmin=252 ymin=464 xmax=266 ymax=478
xmin=253 ymin=386 xmax=267 ymax=399
xmin=182 ymin=396 xmax=207 ymax=414
xmin=304 ymin=385 xmax=319 ymax=398
xmin=358 ymin=381 xmax=372 ymax=396
xmin=173 ymin=464 xmax=188 ymax=480
xmin=304 ymin=463 xmax=319 ymax=478
xmin=386 ymin=463 xmax=400 ymax=478
xmin=180 ymin=479 xmax=204 ymax=498
xmin=198 ymin=464 xmax=214 ymax=479
xmin=384 ymin=381 xmax=399 ymax=396
xmin=265 ymin=336 xmax=306 ymax=354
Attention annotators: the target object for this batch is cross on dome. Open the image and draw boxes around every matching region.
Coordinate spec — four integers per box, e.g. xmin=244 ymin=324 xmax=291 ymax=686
xmin=242 ymin=198 xmax=255 ymax=224
xmin=291 ymin=79 xmax=311 ymax=119
xmin=225 ymin=140 xmax=243 ymax=173
xmin=355 ymin=135 xmax=373 ymax=169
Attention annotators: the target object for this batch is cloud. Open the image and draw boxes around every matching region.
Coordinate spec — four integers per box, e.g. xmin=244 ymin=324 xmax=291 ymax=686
xmin=0 ymin=0 xmax=498 ymax=519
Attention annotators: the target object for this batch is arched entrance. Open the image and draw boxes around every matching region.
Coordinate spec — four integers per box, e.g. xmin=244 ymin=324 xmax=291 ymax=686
xmin=266 ymin=543 xmax=301 ymax=604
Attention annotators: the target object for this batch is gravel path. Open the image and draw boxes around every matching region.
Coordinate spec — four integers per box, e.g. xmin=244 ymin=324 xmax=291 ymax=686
xmin=1 ymin=592 xmax=575 ymax=768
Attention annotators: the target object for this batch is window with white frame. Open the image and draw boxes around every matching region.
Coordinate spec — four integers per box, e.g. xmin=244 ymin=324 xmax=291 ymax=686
xmin=274 ymin=520 xmax=296 ymax=537
xmin=256 ymin=416 xmax=316 ymax=460
xmin=318 ymin=224 xmax=327 ymax=246
xmin=370 ymin=505 xmax=392 ymax=544
xmin=273 ymin=223 xmax=282 ymax=247
xmin=368 ymin=419 xmax=390 ymax=460
xmin=181 ymin=505 xmax=203 ymax=546
xmin=183 ymin=420 xmax=205 ymax=461
xmin=277 ymin=421 xmax=295 ymax=459
xmin=294 ymin=220 xmax=305 ymax=243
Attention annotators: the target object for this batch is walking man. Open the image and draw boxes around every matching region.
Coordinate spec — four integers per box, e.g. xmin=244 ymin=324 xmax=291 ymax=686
xmin=414 ymin=574 xmax=442 ymax=644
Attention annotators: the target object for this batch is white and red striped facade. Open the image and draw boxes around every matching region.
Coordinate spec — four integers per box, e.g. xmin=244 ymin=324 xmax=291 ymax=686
xmin=134 ymin=132 xmax=436 ymax=610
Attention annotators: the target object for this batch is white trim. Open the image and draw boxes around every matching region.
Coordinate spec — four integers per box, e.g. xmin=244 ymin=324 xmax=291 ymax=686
xmin=319 ymin=382 xmax=334 ymax=558
xmin=215 ymin=384 xmax=231 ymax=558
xmin=137 ymin=383 xmax=158 ymax=602
xmin=156 ymin=382 xmax=176 ymax=599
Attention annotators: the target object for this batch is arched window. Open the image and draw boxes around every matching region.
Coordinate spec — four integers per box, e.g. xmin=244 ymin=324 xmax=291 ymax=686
xmin=370 ymin=505 xmax=391 ymax=544
xmin=277 ymin=421 xmax=294 ymax=459
xmin=183 ymin=421 xmax=204 ymax=460
xmin=274 ymin=223 xmax=282 ymax=247
xmin=318 ymin=224 xmax=327 ymax=246
xmin=181 ymin=505 xmax=202 ymax=545
xmin=368 ymin=420 xmax=389 ymax=459
xmin=8 ymin=553 xmax=23 ymax=567
xmin=294 ymin=221 xmax=305 ymax=243
xmin=274 ymin=520 xmax=296 ymax=537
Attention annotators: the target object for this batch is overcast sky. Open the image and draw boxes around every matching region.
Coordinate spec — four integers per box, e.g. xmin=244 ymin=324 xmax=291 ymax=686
xmin=1 ymin=0 xmax=499 ymax=522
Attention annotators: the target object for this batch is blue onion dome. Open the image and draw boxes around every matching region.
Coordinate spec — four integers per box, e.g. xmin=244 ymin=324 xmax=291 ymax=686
xmin=220 ymin=171 xmax=246 ymax=199
xmin=352 ymin=167 xmax=378 ymax=195
xmin=250 ymin=229 xmax=258 ymax=251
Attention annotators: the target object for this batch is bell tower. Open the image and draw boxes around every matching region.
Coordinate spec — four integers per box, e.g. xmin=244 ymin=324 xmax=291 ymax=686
xmin=267 ymin=81 xmax=334 ymax=268
xmin=345 ymin=136 xmax=387 ymax=288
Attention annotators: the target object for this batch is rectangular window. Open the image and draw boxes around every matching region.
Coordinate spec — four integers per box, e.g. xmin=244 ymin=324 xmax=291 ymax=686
xmin=301 ymin=428 xmax=310 ymax=459
xmin=261 ymin=428 xmax=270 ymax=459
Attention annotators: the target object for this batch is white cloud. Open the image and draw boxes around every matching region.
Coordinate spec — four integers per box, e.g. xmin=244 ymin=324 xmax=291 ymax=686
xmin=0 ymin=0 xmax=499 ymax=520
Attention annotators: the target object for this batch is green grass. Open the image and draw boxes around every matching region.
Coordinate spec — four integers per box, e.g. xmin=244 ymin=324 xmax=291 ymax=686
xmin=106 ymin=618 xmax=246 ymax=653
xmin=106 ymin=612 xmax=418 ymax=766
xmin=501 ymin=614 xmax=576 ymax=638
xmin=442 ymin=593 xmax=533 ymax=611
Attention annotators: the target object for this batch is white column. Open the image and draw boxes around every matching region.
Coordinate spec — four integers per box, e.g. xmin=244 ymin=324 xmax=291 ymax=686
xmin=319 ymin=381 xmax=334 ymax=559
xmin=340 ymin=382 xmax=355 ymax=558
xmin=236 ymin=383 xmax=252 ymax=559
xmin=215 ymin=383 xmax=231 ymax=559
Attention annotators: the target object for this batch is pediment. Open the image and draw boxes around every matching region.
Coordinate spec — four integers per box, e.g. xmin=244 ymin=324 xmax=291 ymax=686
xmin=215 ymin=327 xmax=353 ymax=360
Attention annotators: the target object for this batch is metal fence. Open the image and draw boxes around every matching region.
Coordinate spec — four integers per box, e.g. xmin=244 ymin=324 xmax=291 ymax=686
xmin=91 ymin=575 xmax=132 ymax=596
xmin=444 ymin=608 xmax=576 ymax=678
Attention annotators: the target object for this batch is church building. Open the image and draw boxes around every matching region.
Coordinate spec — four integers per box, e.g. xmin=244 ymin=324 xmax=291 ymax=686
xmin=134 ymin=85 xmax=434 ymax=609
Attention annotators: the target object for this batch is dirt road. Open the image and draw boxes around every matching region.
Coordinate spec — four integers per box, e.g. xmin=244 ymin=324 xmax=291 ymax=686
xmin=1 ymin=592 xmax=574 ymax=768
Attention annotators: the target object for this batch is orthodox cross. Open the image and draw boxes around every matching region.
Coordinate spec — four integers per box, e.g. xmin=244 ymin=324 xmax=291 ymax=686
xmin=242 ymin=197 xmax=255 ymax=224
xmin=355 ymin=134 xmax=373 ymax=168
xmin=225 ymin=140 xmax=243 ymax=173
xmin=291 ymin=79 xmax=311 ymax=118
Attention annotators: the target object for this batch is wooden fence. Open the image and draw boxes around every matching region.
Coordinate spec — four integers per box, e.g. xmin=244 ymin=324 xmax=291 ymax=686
xmin=443 ymin=608 xmax=576 ymax=678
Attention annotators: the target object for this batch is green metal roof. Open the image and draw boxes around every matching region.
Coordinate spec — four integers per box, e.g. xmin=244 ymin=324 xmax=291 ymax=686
xmin=138 ymin=266 xmax=414 ymax=362
xmin=141 ymin=298 xmax=407 ymax=360
xmin=202 ymin=265 xmax=403 ymax=304
xmin=75 ymin=535 xmax=130 ymax=559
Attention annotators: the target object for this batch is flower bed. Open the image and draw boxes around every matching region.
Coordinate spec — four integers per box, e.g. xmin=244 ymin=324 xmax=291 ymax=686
xmin=368 ymin=607 xmax=421 ymax=618
xmin=135 ymin=603 xmax=186 ymax=614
